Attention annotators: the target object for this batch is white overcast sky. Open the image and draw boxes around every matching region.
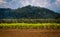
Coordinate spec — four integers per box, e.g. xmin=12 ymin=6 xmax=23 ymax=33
xmin=0 ymin=0 xmax=60 ymax=13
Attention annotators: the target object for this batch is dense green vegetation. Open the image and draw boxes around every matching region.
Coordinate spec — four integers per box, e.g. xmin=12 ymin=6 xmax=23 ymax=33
xmin=0 ymin=5 xmax=60 ymax=29
xmin=0 ymin=19 xmax=60 ymax=23
xmin=0 ymin=23 xmax=60 ymax=29
xmin=0 ymin=5 xmax=60 ymax=19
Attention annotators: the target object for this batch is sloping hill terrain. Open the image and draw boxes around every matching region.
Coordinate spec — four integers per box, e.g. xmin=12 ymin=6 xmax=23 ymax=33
xmin=0 ymin=5 xmax=60 ymax=19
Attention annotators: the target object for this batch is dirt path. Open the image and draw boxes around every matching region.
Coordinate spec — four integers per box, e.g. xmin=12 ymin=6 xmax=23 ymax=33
xmin=0 ymin=29 xmax=60 ymax=37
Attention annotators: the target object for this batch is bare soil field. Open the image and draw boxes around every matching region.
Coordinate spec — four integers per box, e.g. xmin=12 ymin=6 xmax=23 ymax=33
xmin=0 ymin=29 xmax=60 ymax=37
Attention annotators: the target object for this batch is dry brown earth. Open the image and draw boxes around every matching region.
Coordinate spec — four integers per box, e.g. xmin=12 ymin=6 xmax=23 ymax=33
xmin=0 ymin=29 xmax=60 ymax=37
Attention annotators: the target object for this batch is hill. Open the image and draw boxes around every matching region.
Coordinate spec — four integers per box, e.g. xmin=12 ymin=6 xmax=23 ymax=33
xmin=0 ymin=5 xmax=60 ymax=19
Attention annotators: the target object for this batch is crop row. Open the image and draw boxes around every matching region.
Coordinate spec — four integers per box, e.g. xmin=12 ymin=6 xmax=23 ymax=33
xmin=0 ymin=23 xmax=60 ymax=29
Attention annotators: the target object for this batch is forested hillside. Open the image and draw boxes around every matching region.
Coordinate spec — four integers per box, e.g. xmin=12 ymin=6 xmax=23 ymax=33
xmin=0 ymin=5 xmax=60 ymax=19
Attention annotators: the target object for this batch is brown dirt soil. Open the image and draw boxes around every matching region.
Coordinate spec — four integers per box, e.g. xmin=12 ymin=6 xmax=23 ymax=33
xmin=0 ymin=29 xmax=60 ymax=37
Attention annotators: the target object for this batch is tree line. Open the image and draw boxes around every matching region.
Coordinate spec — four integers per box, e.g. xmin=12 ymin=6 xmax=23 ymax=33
xmin=0 ymin=19 xmax=60 ymax=23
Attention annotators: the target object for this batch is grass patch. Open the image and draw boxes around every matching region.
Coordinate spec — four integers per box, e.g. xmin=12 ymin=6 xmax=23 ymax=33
xmin=0 ymin=23 xmax=60 ymax=29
